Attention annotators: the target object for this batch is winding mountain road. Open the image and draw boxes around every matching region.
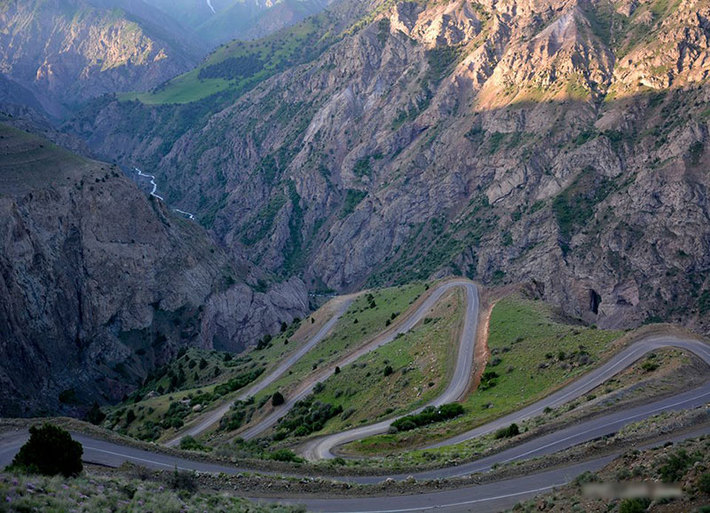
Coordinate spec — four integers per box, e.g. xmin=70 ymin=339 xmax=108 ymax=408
xmin=165 ymin=295 xmax=357 ymax=447
xmin=302 ymin=336 xmax=710 ymax=458
xmin=1 ymin=281 xmax=709 ymax=513
xmin=238 ymin=280 xmax=479 ymax=442
xmin=300 ymin=282 xmax=479 ymax=459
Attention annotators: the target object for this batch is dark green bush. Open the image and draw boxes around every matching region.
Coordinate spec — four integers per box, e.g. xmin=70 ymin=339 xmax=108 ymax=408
xmin=494 ymin=423 xmax=520 ymax=439
xmin=641 ymin=360 xmax=659 ymax=372
xmin=272 ymin=391 xmax=285 ymax=406
xmin=214 ymin=368 xmax=264 ymax=396
xmin=390 ymin=404 xmax=464 ymax=432
xmin=276 ymin=396 xmax=343 ymax=437
xmin=619 ymin=498 xmax=651 ymax=513
xmin=479 ymin=371 xmax=499 ymax=391
xmin=179 ymin=435 xmax=211 ymax=452
xmin=269 ymin=449 xmax=302 ymax=463
xmin=698 ymin=472 xmax=710 ymax=493
xmin=659 ymin=449 xmax=701 ymax=482
xmin=9 ymin=424 xmax=83 ymax=477
xmin=86 ymin=402 xmax=106 ymax=425
xmin=169 ymin=468 xmax=198 ymax=492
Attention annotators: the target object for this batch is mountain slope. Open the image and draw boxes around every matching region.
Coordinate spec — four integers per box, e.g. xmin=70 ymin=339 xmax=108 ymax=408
xmin=138 ymin=0 xmax=336 ymax=46
xmin=68 ymin=0 xmax=710 ymax=332
xmin=0 ymin=0 xmax=199 ymax=116
xmin=0 ymin=122 xmax=307 ymax=416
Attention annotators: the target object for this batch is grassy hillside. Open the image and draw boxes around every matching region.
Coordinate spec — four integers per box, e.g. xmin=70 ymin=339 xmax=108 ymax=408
xmin=274 ymin=288 xmax=464 ymax=439
xmin=121 ymin=11 xmax=340 ymax=105
xmin=348 ymin=294 xmax=624 ymax=455
xmin=0 ymin=469 xmax=300 ymax=513
xmin=217 ymin=282 xmax=428 ymax=437
xmin=0 ymin=123 xmax=91 ymax=194
xmin=104 ymin=283 xmax=427 ymax=442
xmin=104 ymin=300 xmax=330 ymax=441
xmin=249 ymin=283 xmax=427 ymax=403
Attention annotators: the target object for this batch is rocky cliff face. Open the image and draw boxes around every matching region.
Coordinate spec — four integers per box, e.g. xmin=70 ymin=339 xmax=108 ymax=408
xmin=0 ymin=122 xmax=307 ymax=416
xmin=0 ymin=0 xmax=197 ymax=117
xmin=69 ymin=0 xmax=710 ymax=333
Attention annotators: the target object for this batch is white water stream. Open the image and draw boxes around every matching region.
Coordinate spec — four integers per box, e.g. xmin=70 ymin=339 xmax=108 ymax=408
xmin=206 ymin=0 xmax=216 ymax=14
xmin=134 ymin=167 xmax=195 ymax=220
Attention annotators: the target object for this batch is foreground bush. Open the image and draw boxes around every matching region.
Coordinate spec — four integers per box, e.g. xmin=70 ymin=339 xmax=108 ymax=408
xmin=8 ymin=423 xmax=83 ymax=477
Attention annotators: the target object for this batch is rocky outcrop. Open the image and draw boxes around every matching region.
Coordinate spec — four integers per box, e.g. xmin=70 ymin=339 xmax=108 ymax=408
xmin=68 ymin=0 xmax=710 ymax=334
xmin=0 ymin=123 xmax=307 ymax=416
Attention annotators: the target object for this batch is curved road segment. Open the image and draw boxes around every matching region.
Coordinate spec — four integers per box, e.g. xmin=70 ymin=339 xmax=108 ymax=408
xmin=239 ymin=280 xmax=479 ymax=441
xmin=306 ymin=336 xmax=710 ymax=459
xmin=300 ymin=282 xmax=479 ymax=459
xmin=165 ymin=295 xmax=356 ymax=447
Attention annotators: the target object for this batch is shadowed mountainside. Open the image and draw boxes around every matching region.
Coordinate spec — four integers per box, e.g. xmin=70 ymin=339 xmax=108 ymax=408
xmin=0 ymin=122 xmax=307 ymax=416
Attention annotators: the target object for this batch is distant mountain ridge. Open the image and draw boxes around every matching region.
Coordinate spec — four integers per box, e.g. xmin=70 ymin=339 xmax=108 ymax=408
xmin=0 ymin=0 xmax=199 ymax=117
xmin=140 ymin=0 xmax=336 ymax=44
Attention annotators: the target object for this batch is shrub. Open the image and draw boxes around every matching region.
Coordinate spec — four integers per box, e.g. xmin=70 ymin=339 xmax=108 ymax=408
xmin=383 ymin=365 xmax=394 ymax=377
xmin=494 ymin=423 xmax=520 ymax=439
xmin=479 ymin=371 xmax=499 ymax=391
xmin=269 ymin=449 xmax=302 ymax=463
xmin=272 ymin=391 xmax=285 ymax=406
xmin=619 ymin=498 xmax=651 ymax=513
xmin=179 ymin=436 xmax=210 ymax=452
xmin=86 ymin=402 xmax=106 ymax=425
xmin=9 ymin=423 xmax=83 ymax=477
xmin=214 ymin=368 xmax=264 ymax=396
xmin=390 ymin=404 xmax=464 ymax=432
xmin=699 ymin=472 xmax=710 ymax=493
xmin=169 ymin=468 xmax=197 ymax=492
xmin=277 ymin=396 xmax=343 ymax=437
xmin=256 ymin=334 xmax=272 ymax=350
xmin=641 ymin=360 xmax=659 ymax=372
xmin=58 ymin=389 xmax=78 ymax=404
xmin=659 ymin=449 xmax=701 ymax=482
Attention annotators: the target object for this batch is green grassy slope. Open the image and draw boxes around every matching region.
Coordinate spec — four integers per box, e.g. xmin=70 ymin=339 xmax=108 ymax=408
xmin=308 ymin=288 xmax=464 ymax=434
xmin=348 ymin=294 xmax=624 ymax=455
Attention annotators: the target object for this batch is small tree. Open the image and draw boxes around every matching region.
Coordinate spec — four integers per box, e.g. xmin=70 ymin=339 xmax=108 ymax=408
xmin=272 ymin=391 xmax=285 ymax=406
xmin=9 ymin=423 xmax=83 ymax=477
xmin=86 ymin=402 xmax=106 ymax=425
